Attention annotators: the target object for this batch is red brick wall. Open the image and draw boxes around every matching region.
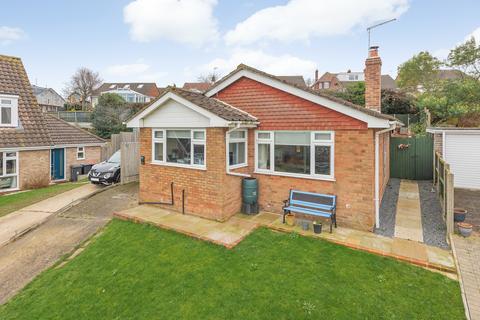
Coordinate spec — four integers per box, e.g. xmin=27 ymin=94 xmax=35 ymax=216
xmin=65 ymin=146 xmax=102 ymax=181
xmin=213 ymin=77 xmax=367 ymax=130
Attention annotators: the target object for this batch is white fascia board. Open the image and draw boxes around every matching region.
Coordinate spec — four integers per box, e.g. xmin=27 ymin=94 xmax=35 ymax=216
xmin=126 ymin=92 xmax=230 ymax=128
xmin=205 ymin=69 xmax=390 ymax=128
xmin=427 ymin=128 xmax=480 ymax=134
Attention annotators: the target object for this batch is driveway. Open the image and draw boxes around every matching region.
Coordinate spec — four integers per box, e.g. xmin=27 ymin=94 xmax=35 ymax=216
xmin=0 ymin=183 xmax=138 ymax=305
xmin=455 ymin=188 xmax=480 ymax=234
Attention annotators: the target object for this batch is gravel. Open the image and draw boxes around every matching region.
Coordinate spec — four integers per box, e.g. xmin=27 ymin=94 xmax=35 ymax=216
xmin=375 ymin=178 xmax=400 ymax=237
xmin=418 ymin=181 xmax=449 ymax=249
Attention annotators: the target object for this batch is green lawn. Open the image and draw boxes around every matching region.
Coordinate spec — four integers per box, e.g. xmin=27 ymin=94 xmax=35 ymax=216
xmin=0 ymin=220 xmax=465 ymax=320
xmin=0 ymin=180 xmax=88 ymax=217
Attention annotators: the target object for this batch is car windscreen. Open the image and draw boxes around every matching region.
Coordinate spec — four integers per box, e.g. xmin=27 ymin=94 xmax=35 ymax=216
xmin=107 ymin=151 xmax=121 ymax=163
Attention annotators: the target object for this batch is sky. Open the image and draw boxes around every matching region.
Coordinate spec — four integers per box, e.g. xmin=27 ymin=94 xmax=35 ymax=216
xmin=1 ymin=0 xmax=479 ymax=94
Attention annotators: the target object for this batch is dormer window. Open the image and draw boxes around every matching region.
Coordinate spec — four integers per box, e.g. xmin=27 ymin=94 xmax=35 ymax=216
xmin=0 ymin=94 xmax=19 ymax=127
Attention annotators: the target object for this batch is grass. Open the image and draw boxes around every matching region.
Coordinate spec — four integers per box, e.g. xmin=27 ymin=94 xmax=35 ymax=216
xmin=0 ymin=220 xmax=465 ymax=320
xmin=0 ymin=180 xmax=88 ymax=217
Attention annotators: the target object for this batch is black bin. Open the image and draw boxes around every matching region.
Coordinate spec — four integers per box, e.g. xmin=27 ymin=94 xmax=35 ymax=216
xmin=82 ymin=164 xmax=93 ymax=175
xmin=70 ymin=165 xmax=83 ymax=182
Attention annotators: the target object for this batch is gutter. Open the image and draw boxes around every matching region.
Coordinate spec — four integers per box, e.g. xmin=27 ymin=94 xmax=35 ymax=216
xmin=226 ymin=123 xmax=251 ymax=178
xmin=374 ymin=124 xmax=396 ymax=228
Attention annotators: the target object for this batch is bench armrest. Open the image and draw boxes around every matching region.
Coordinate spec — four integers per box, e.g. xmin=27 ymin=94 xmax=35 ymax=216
xmin=282 ymin=199 xmax=289 ymax=207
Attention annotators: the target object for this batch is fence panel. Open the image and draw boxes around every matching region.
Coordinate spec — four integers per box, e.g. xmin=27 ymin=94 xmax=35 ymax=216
xmin=390 ymin=135 xmax=433 ymax=180
xmin=121 ymin=142 xmax=140 ymax=184
xmin=434 ymin=152 xmax=455 ymax=236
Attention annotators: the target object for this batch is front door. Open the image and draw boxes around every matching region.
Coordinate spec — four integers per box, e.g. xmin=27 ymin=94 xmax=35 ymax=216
xmin=51 ymin=148 xmax=65 ymax=180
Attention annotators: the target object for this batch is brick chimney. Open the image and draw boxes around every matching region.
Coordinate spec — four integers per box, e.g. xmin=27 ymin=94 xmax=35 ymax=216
xmin=364 ymin=46 xmax=382 ymax=112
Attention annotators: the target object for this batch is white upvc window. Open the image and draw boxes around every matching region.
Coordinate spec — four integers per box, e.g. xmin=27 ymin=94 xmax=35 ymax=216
xmin=152 ymin=129 xmax=206 ymax=169
xmin=0 ymin=95 xmax=19 ymax=128
xmin=255 ymin=131 xmax=334 ymax=180
xmin=227 ymin=129 xmax=247 ymax=169
xmin=0 ymin=151 xmax=19 ymax=192
xmin=77 ymin=147 xmax=85 ymax=160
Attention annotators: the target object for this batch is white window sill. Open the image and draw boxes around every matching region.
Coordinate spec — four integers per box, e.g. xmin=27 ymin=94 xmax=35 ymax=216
xmin=229 ymin=163 xmax=248 ymax=170
xmin=150 ymin=161 xmax=206 ymax=171
xmin=254 ymin=170 xmax=336 ymax=182
xmin=0 ymin=124 xmax=18 ymax=128
xmin=77 ymin=157 xmax=85 ymax=160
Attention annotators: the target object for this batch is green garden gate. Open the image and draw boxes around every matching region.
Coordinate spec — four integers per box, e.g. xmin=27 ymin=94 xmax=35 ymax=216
xmin=390 ymin=136 xmax=433 ymax=180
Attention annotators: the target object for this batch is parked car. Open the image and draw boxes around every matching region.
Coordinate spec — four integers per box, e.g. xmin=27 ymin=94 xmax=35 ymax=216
xmin=88 ymin=151 xmax=121 ymax=185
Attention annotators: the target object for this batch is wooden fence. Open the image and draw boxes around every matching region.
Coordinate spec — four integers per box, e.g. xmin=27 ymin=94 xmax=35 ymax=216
xmin=433 ymin=151 xmax=454 ymax=236
xmin=101 ymin=130 xmax=140 ymax=184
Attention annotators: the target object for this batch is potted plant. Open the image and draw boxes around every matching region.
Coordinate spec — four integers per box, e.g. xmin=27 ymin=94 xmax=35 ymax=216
xmin=457 ymin=222 xmax=473 ymax=237
xmin=454 ymin=208 xmax=467 ymax=222
xmin=313 ymin=221 xmax=322 ymax=234
xmin=285 ymin=213 xmax=295 ymax=226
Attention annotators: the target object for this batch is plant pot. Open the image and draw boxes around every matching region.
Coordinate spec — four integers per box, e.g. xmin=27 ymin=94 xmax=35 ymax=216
xmin=301 ymin=220 xmax=310 ymax=231
xmin=457 ymin=222 xmax=473 ymax=237
xmin=313 ymin=222 xmax=322 ymax=234
xmin=285 ymin=213 xmax=295 ymax=226
xmin=454 ymin=208 xmax=467 ymax=222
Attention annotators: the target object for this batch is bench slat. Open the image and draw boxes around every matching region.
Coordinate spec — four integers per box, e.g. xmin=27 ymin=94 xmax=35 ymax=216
xmin=284 ymin=206 xmax=332 ymax=218
xmin=289 ymin=199 xmax=334 ymax=211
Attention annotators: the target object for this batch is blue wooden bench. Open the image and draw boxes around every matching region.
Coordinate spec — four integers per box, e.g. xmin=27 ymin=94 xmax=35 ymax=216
xmin=282 ymin=190 xmax=337 ymax=233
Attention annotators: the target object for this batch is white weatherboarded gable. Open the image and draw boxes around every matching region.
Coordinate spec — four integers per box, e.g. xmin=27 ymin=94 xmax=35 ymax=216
xmin=445 ymin=132 xmax=480 ymax=189
xmin=126 ymin=92 xmax=230 ymax=128
xmin=143 ymin=99 xmax=209 ymax=128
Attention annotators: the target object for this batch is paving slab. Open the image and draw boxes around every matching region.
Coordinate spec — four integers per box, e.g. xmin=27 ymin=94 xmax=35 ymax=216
xmin=394 ymin=180 xmax=424 ymax=242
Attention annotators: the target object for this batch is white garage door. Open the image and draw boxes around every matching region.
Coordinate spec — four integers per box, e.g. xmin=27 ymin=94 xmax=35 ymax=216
xmin=445 ymin=132 xmax=480 ymax=189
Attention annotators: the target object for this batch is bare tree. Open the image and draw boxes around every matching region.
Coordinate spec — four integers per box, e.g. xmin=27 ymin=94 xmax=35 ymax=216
xmin=64 ymin=67 xmax=102 ymax=110
xmin=197 ymin=70 xmax=221 ymax=84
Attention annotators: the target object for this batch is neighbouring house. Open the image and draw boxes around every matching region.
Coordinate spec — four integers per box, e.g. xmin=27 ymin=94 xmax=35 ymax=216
xmin=32 ymin=85 xmax=66 ymax=112
xmin=183 ymin=76 xmax=307 ymax=93
xmin=0 ymin=54 xmax=105 ymax=193
xmin=312 ymin=69 xmax=397 ymax=91
xmin=127 ymin=47 xmax=399 ymax=232
xmin=91 ymin=82 xmax=161 ymax=107
xmin=427 ymin=127 xmax=480 ymax=189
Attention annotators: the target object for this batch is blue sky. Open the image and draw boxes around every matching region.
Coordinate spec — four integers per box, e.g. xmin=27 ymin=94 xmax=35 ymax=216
xmin=1 ymin=0 xmax=479 ymax=94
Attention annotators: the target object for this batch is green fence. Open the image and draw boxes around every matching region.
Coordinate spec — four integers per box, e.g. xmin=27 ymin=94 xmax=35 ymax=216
xmin=390 ymin=135 xmax=433 ymax=180
xmin=392 ymin=114 xmax=420 ymax=127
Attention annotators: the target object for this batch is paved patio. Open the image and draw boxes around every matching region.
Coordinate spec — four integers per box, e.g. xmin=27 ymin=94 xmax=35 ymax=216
xmin=455 ymin=188 xmax=480 ymax=234
xmin=115 ymin=205 xmax=456 ymax=273
xmin=451 ymin=235 xmax=480 ymax=320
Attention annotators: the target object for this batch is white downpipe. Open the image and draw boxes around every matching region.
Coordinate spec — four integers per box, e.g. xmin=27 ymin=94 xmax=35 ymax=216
xmin=226 ymin=124 xmax=251 ymax=178
xmin=375 ymin=125 xmax=395 ymax=228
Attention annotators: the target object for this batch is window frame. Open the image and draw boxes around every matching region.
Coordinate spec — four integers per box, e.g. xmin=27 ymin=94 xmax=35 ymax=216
xmin=226 ymin=129 xmax=248 ymax=169
xmin=0 ymin=95 xmax=19 ymax=128
xmin=254 ymin=130 xmax=335 ymax=181
xmin=151 ymin=128 xmax=206 ymax=170
xmin=0 ymin=151 xmax=19 ymax=192
xmin=76 ymin=146 xmax=85 ymax=160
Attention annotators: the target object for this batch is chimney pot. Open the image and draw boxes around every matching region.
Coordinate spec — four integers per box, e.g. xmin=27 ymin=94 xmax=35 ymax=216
xmin=368 ymin=46 xmax=379 ymax=58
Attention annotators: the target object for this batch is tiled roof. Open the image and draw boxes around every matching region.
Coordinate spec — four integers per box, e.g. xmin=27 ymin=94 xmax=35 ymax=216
xmin=93 ymin=82 xmax=161 ymax=98
xmin=209 ymin=64 xmax=396 ymax=122
xmin=182 ymin=82 xmax=212 ymax=92
xmin=0 ymin=55 xmax=52 ymax=148
xmin=43 ymin=114 xmax=105 ymax=145
xmin=171 ymin=87 xmax=257 ymax=122
xmin=277 ymin=76 xmax=306 ymax=87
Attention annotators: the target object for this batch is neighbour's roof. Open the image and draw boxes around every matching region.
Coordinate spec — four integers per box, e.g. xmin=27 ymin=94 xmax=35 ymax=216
xmin=170 ymin=87 xmax=257 ymax=122
xmin=436 ymin=69 xmax=466 ymax=80
xmin=381 ymin=75 xmax=398 ymax=90
xmin=277 ymin=76 xmax=307 ymax=87
xmin=43 ymin=114 xmax=105 ymax=146
xmin=316 ymin=72 xmax=397 ymax=90
xmin=0 ymin=54 xmax=52 ymax=148
xmin=182 ymin=82 xmax=212 ymax=92
xmin=208 ymin=64 xmax=397 ymax=122
xmin=93 ymin=82 xmax=160 ymax=98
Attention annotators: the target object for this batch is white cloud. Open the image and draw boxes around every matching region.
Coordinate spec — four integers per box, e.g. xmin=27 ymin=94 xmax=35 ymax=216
xmin=123 ymin=0 xmax=219 ymax=46
xmin=0 ymin=26 xmax=26 ymax=45
xmin=200 ymin=49 xmax=317 ymax=79
xmin=465 ymin=26 xmax=480 ymax=43
xmin=105 ymin=61 xmax=167 ymax=82
xmin=225 ymin=0 xmax=409 ymax=46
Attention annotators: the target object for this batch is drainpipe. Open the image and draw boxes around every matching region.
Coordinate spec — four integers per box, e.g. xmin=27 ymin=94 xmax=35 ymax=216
xmin=374 ymin=123 xmax=396 ymax=228
xmin=226 ymin=123 xmax=251 ymax=178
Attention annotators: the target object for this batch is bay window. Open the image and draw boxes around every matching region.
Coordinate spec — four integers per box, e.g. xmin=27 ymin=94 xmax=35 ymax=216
xmin=227 ymin=129 xmax=247 ymax=168
xmin=255 ymin=131 xmax=334 ymax=179
xmin=0 ymin=151 xmax=18 ymax=191
xmin=152 ymin=129 xmax=206 ymax=168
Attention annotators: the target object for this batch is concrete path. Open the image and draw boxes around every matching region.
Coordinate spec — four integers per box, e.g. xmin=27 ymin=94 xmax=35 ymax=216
xmin=452 ymin=235 xmax=480 ymax=320
xmin=0 ymin=183 xmax=100 ymax=248
xmin=394 ymin=180 xmax=424 ymax=242
xmin=0 ymin=183 xmax=138 ymax=305
xmin=115 ymin=206 xmax=455 ymax=273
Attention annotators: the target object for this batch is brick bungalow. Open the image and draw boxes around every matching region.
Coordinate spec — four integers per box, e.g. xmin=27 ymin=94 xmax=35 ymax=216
xmin=0 ymin=54 xmax=105 ymax=193
xmin=127 ymin=47 xmax=399 ymax=232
